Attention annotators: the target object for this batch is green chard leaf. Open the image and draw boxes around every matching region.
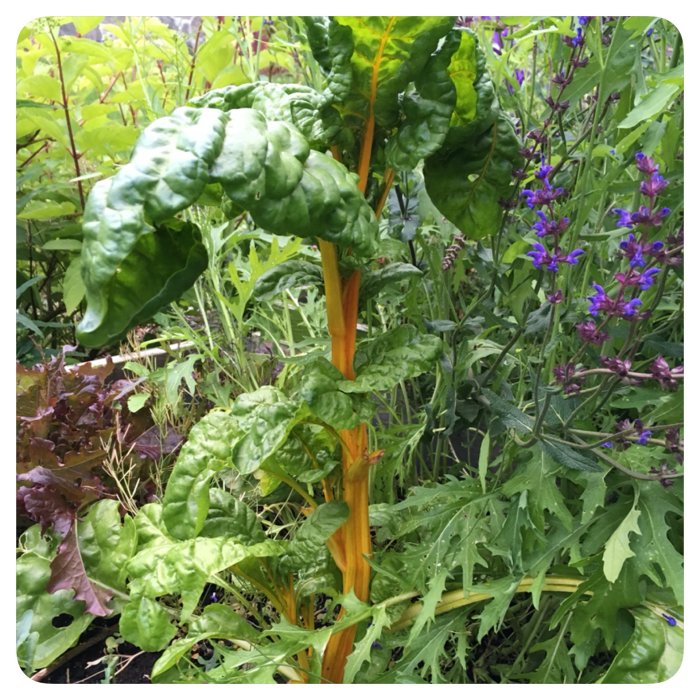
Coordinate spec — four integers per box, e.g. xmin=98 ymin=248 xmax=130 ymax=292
xmin=162 ymin=410 xmax=240 ymax=541
xmin=330 ymin=16 xmax=455 ymax=131
xmin=16 ymin=526 xmax=93 ymax=672
xmin=190 ymin=81 xmax=342 ymax=150
xmin=77 ymin=105 xmax=377 ymax=347
xmin=341 ymin=325 xmax=443 ymax=393
xmin=601 ymin=608 xmax=683 ymax=683
xmin=422 ymin=29 xmax=522 ymax=238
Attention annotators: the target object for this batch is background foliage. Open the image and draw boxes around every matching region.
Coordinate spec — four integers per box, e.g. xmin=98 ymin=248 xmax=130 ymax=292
xmin=16 ymin=15 xmax=683 ymax=684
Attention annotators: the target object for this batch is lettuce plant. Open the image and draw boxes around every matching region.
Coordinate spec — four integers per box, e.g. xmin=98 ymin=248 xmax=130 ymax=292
xmin=71 ymin=16 xmax=522 ymax=683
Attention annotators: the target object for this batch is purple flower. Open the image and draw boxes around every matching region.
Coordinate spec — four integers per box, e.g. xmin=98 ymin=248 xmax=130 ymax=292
xmin=576 ymin=320 xmax=609 ymax=345
xmin=622 ymin=298 xmax=642 ymax=317
xmin=601 ymin=356 xmax=632 ymax=376
xmin=601 ymin=441 xmax=613 ymax=448
xmin=522 ymin=183 xmax=566 ymax=209
xmin=578 ymin=16 xmax=594 ymax=25
xmin=535 ymin=163 xmax=554 ymax=180
xmin=532 ymin=211 xmax=570 ymax=238
xmin=553 ymin=363 xmax=580 ymax=394
xmin=587 ymin=284 xmax=642 ymax=319
xmin=650 ymin=356 xmax=683 ymax=389
xmin=613 ymin=208 xmax=634 ymax=228
xmin=564 ymin=27 xmax=584 ymax=48
xmin=526 ymin=243 xmax=584 ymax=272
xmin=587 ymin=284 xmax=608 ymax=316
xmin=620 ymin=234 xmax=647 ymax=267
xmin=635 ymin=152 xmax=659 ymax=174
xmin=515 ymin=68 xmax=525 ymax=86
xmin=613 ymin=206 xmax=670 ymax=229
xmin=640 ymin=173 xmax=668 ymax=198
xmin=636 ymin=429 xmax=652 ymax=446
xmin=547 ymin=289 xmax=563 ymax=304
xmin=613 ymin=267 xmax=661 ymax=290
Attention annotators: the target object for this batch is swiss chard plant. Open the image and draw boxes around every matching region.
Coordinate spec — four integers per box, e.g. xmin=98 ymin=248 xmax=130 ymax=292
xmin=66 ymin=16 xmax=522 ymax=682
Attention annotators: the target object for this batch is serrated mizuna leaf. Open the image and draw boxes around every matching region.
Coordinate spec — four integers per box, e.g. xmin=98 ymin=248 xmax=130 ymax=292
xmin=603 ymin=504 xmax=642 ymax=583
xmin=343 ymin=605 xmax=391 ymax=683
xmin=634 ymin=484 xmax=684 ymax=603
xmin=341 ymin=325 xmax=442 ymax=393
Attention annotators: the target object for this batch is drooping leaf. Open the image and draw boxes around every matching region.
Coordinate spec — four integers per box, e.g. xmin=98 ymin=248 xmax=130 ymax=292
xmin=77 ymin=105 xmax=378 ymax=347
xmin=384 ymin=30 xmax=460 ymax=170
xmin=77 ymin=499 xmax=137 ymax=592
xmin=119 ymin=596 xmax=177 ymax=652
xmin=341 ymin=325 xmax=443 ymax=393
xmin=424 ymin=111 xmax=522 ymax=239
xmin=359 ymin=262 xmax=424 ymax=301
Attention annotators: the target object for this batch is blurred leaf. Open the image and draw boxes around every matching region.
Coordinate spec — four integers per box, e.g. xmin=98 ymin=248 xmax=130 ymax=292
xmin=601 ymin=608 xmax=683 ymax=683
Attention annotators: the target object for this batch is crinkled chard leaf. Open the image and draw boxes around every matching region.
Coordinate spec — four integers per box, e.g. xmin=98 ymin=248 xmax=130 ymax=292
xmin=252 ymin=259 xmax=323 ymax=301
xmin=119 ymin=596 xmax=177 ymax=653
xmin=280 ymin=501 xmax=348 ymax=575
xmin=424 ymin=111 xmax=522 ymax=239
xmin=163 ymin=411 xmax=240 ymax=541
xmin=384 ymin=30 xmax=461 ymax=170
xmin=190 ymin=81 xmax=342 ymax=150
xmin=124 ymin=503 xmax=283 ymax=644
xmin=296 ymin=357 xmax=374 ymax=429
xmin=341 ymin=325 xmax=443 ymax=393
xmin=199 ymin=487 xmax=266 ymax=543
xmin=77 ymin=105 xmax=377 ymax=347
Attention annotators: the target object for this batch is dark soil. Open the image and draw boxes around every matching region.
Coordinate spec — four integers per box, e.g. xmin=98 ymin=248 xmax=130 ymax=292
xmin=39 ymin=621 xmax=159 ymax=684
